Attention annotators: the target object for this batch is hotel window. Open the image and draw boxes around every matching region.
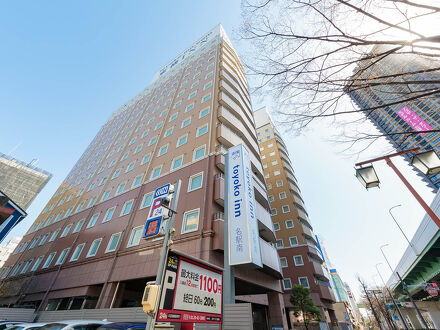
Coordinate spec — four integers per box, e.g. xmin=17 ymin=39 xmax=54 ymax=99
xmin=28 ymin=237 xmax=39 ymax=249
xmin=266 ymin=183 xmax=272 ymax=190
xmin=87 ymin=197 xmax=96 ymax=208
xmin=294 ymin=255 xmax=304 ymax=266
xmin=164 ymin=127 xmax=174 ymax=137
xmin=158 ymin=144 xmax=168 ymax=156
xmin=99 ymin=177 xmax=107 ymax=186
xmin=283 ymin=278 xmax=292 ymax=290
xmin=101 ymin=190 xmax=110 ymax=201
xmin=1 ymin=266 xmax=11 ymax=278
xmin=112 ymin=170 xmax=120 ymax=179
xmin=189 ymin=91 xmax=197 ymax=100
xmin=276 ymin=180 xmax=283 ymax=187
xmin=31 ymin=256 xmax=44 ymax=272
xmin=299 ymin=276 xmax=310 ymax=288
xmin=268 ymin=195 xmax=274 ymax=203
xmin=42 ymin=253 xmax=56 ymax=269
xmin=105 ymin=232 xmax=122 ymax=253
xmin=39 ymin=233 xmax=49 ymax=246
xmin=126 ymin=162 xmax=135 ymax=172
xmin=87 ymin=214 xmax=99 ymax=228
xmin=271 ymin=160 xmax=278 ymax=166
xmin=116 ymin=183 xmax=126 ymax=195
xmin=177 ymin=90 xmax=184 ymax=97
xmin=264 ymin=173 xmax=269 ymax=179
xmin=140 ymin=192 xmax=154 ymax=209
xmin=273 ymin=222 xmax=280 ymax=231
xmin=188 ymin=172 xmax=203 ymax=192
xmin=129 ymin=138 xmax=136 ymax=146
xmin=132 ymin=175 xmax=143 ymax=188
xmin=203 ymin=82 xmax=212 ymax=90
xmin=44 ymin=217 xmax=53 ymax=226
xmin=121 ymin=153 xmax=128 ymax=161
xmin=196 ymin=124 xmax=208 ymax=137
xmin=174 ymin=101 xmax=182 ymax=109
xmin=207 ymin=64 xmax=214 ymax=70
xmin=171 ymin=155 xmax=184 ymax=170
xmin=127 ymin=226 xmax=143 ymax=247
xmin=193 ymin=145 xmax=206 ymax=161
xmin=202 ymin=94 xmax=211 ymax=102
xmin=289 ymin=236 xmax=298 ymax=246
xmin=150 ymin=166 xmax=162 ymax=179
xmin=205 ymin=71 xmax=213 ymax=79
xmin=177 ymin=134 xmax=188 ymax=147
xmin=141 ymin=154 xmax=151 ymax=165
xmin=285 ymin=220 xmax=294 ymax=228
xmin=261 ymin=155 xmax=266 ymax=160
xmin=199 ymin=107 xmax=209 ymax=118
xmin=134 ymin=145 xmax=142 ymax=154
xmin=269 ymin=151 xmax=275 ymax=157
xmin=87 ymin=183 xmax=95 ymax=192
xmin=55 ymin=248 xmax=71 ymax=265
xmin=60 ymin=224 xmax=73 ymax=238
xmin=181 ymin=118 xmax=191 ymax=128
xmin=109 ymin=160 xmax=116 ymax=168
xmin=149 ymin=137 xmax=157 ymax=146
xmin=70 ymin=243 xmax=85 ymax=262
xmin=73 ymin=219 xmax=85 ymax=233
xmin=102 ymin=207 xmax=115 ymax=223
xmin=191 ymin=81 xmax=199 ymax=89
xmin=155 ymin=122 xmax=163 ymax=130
xmin=185 ymin=104 xmax=194 ymax=112
xmin=270 ymin=208 xmax=277 ymax=216
xmin=160 ymin=110 xmax=168 ymax=117
xmin=274 ymin=170 xmax=281 ymax=176
xmin=279 ymin=192 xmax=287 ymax=199
xmin=142 ymin=130 xmax=149 ymax=138
xmin=11 ymin=263 xmax=23 ymax=277
xmin=87 ymin=238 xmax=102 ymax=257
xmin=276 ymin=239 xmax=284 ymax=249
xmin=169 ymin=113 xmax=178 ymax=122
xmin=49 ymin=229 xmax=60 ymax=242
xmin=193 ymin=72 xmax=201 ymax=79
xmin=282 ymin=205 xmax=290 ymax=213
xmin=267 ymin=143 xmax=273 ymax=148
xmin=54 ymin=212 xmax=63 ymax=222
xmin=280 ymin=257 xmax=288 ymax=268
xmin=263 ymin=164 xmax=267 ymax=169
xmin=182 ymin=209 xmax=200 ymax=234
xmin=120 ymin=200 xmax=134 ymax=216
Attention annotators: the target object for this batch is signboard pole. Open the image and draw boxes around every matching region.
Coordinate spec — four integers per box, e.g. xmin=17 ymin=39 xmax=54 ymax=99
xmin=147 ymin=179 xmax=182 ymax=330
xmin=223 ymin=152 xmax=235 ymax=305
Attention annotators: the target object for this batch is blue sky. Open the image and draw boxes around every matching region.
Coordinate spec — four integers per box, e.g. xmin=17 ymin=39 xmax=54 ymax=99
xmin=0 ymin=1 xmax=435 ymax=297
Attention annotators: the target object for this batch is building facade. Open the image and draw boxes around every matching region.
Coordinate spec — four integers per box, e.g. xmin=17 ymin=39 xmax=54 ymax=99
xmin=346 ymin=45 xmax=440 ymax=191
xmin=0 ymin=237 xmax=21 ymax=269
xmin=0 ymin=25 xmax=287 ymax=328
xmin=254 ymin=107 xmax=337 ymax=326
xmin=0 ymin=153 xmax=52 ymax=210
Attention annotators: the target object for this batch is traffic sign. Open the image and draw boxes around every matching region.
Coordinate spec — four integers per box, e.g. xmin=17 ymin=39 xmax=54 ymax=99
xmin=143 ymin=184 xmax=172 ymax=239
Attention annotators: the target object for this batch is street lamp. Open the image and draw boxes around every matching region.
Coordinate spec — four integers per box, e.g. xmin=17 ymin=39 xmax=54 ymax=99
xmin=411 ymin=150 xmax=440 ymax=175
xmin=389 ymin=205 xmax=419 ymax=256
xmin=355 ymin=147 xmax=440 ymax=229
xmin=355 ymin=165 xmax=380 ymax=188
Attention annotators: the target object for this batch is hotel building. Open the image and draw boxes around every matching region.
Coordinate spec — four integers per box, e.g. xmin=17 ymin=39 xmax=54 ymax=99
xmin=254 ymin=107 xmax=337 ymax=326
xmin=0 ymin=26 xmax=286 ymax=328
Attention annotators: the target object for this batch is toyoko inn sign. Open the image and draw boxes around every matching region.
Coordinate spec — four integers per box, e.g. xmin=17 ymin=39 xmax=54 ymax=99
xmin=227 ymin=144 xmax=262 ymax=267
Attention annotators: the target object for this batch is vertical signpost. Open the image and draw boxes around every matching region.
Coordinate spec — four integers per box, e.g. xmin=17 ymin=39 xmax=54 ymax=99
xmin=223 ymin=144 xmax=262 ymax=307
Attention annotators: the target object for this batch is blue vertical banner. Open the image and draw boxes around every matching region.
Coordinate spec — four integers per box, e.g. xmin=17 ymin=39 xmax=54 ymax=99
xmin=227 ymin=144 xmax=262 ymax=267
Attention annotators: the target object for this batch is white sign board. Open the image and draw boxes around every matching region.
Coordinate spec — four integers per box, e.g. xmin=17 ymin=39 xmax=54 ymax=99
xmin=227 ymin=144 xmax=262 ymax=267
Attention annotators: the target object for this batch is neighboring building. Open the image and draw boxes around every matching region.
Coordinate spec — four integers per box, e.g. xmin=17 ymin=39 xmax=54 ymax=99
xmin=346 ymin=45 xmax=440 ymax=191
xmin=0 ymin=153 xmax=52 ymax=210
xmin=0 ymin=237 xmax=21 ymax=268
xmin=254 ymin=107 xmax=337 ymax=326
xmin=0 ymin=25 xmax=287 ymax=328
xmin=330 ymin=269 xmax=349 ymax=303
xmin=0 ymin=192 xmax=27 ymax=243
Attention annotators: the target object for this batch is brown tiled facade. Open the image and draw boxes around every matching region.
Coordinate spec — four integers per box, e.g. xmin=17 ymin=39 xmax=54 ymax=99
xmin=254 ymin=107 xmax=337 ymax=325
xmin=0 ymin=26 xmax=287 ymax=328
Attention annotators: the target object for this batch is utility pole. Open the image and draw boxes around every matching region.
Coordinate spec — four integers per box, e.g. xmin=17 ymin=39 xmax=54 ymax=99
xmin=396 ymin=272 xmax=429 ymax=329
xmin=372 ymin=290 xmax=395 ymax=330
xmin=146 ymin=180 xmax=181 ymax=330
xmin=360 ymin=279 xmax=383 ymax=330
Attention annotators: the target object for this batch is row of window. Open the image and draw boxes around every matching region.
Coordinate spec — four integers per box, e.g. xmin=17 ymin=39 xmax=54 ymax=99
xmin=270 ymin=205 xmax=290 ymax=216
xmin=15 ymin=172 xmax=205 ymax=255
xmin=282 ymin=277 xmax=309 ymax=290
xmin=4 ymin=208 xmax=203 ymax=279
xmin=280 ymin=255 xmax=304 ymax=268
xmin=276 ymin=236 xmax=299 ymax=249
xmin=273 ymin=219 xmax=295 ymax=231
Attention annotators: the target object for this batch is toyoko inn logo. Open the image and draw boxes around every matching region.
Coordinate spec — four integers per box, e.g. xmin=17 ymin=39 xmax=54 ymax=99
xmin=231 ymin=150 xmax=240 ymax=160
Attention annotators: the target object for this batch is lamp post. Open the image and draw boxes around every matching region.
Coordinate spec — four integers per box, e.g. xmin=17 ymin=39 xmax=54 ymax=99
xmin=376 ymin=263 xmax=410 ymax=330
xmin=389 ymin=205 xmax=419 ymax=256
xmin=355 ymin=147 xmax=440 ymax=229
xmin=380 ymin=244 xmax=394 ymax=275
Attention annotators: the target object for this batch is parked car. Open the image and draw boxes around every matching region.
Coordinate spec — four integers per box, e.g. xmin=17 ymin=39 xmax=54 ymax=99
xmin=0 ymin=322 xmax=23 ymax=330
xmin=39 ymin=320 xmax=109 ymax=330
xmin=6 ymin=323 xmax=47 ymax=330
xmin=96 ymin=323 xmax=146 ymax=330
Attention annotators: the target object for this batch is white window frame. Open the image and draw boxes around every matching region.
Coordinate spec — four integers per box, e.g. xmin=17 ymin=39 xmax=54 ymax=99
xmin=176 ymin=134 xmax=188 ymax=148
xmin=132 ymin=175 xmax=143 ymax=188
xmin=193 ymin=145 xmax=206 ymax=161
xmin=31 ymin=256 xmax=44 ymax=271
xmin=60 ymin=224 xmax=72 ymax=238
xmin=196 ymin=124 xmax=208 ymax=137
xmin=157 ymin=144 xmax=169 ymax=157
xmin=273 ymin=223 xmax=280 ymax=231
xmin=73 ymin=219 xmax=85 ymax=233
xmin=294 ymin=255 xmax=304 ymax=266
xmin=285 ymin=220 xmax=294 ymax=229
xmin=127 ymin=226 xmax=143 ymax=248
xmin=181 ymin=117 xmax=191 ymax=128
xmin=55 ymin=248 xmax=70 ymax=265
xmin=86 ymin=238 xmax=102 ymax=257
xmin=70 ymin=243 xmax=85 ymax=262
xmin=87 ymin=213 xmax=100 ymax=228
xmin=276 ymin=239 xmax=284 ymax=249
xmin=199 ymin=107 xmax=209 ymax=118
xmin=181 ymin=208 xmax=200 ymax=234
xmin=150 ymin=165 xmax=162 ymax=180
xmin=49 ymin=229 xmax=60 ymax=242
xmin=171 ymin=155 xmax=184 ymax=171
xmin=289 ymin=236 xmax=299 ymax=246
xmin=105 ymin=232 xmax=122 ymax=253
xmin=298 ymin=276 xmax=310 ymax=288
xmin=283 ymin=278 xmax=292 ymax=290
xmin=282 ymin=205 xmax=290 ymax=213
xmin=279 ymin=192 xmax=287 ymax=199
xmin=140 ymin=192 xmax=154 ymax=209
xmin=102 ymin=207 xmax=116 ymax=223
xmin=188 ymin=172 xmax=204 ymax=192
xmin=120 ymin=199 xmax=134 ymax=216
xmin=280 ymin=257 xmax=288 ymax=268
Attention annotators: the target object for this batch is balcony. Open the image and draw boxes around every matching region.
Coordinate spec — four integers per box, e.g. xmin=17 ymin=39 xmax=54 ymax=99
xmin=215 ymin=153 xmax=225 ymax=172
xmin=212 ymin=213 xmax=224 ymax=251
xmin=260 ymin=237 xmax=283 ymax=278
xmin=219 ymin=59 xmax=250 ymax=106
xmin=316 ymin=283 xmax=335 ymax=303
xmin=255 ymin=202 xmax=276 ymax=242
xmin=220 ymin=67 xmax=251 ymax=108
xmin=214 ymin=173 xmax=224 ymax=206
xmin=219 ymin=75 xmax=252 ymax=115
xmin=290 ymin=181 xmax=302 ymax=196
xmin=253 ymin=175 xmax=270 ymax=208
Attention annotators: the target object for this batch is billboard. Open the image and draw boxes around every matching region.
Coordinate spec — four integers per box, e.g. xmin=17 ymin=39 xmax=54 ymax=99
xmin=156 ymin=251 xmax=222 ymax=324
xmin=397 ymin=105 xmax=432 ymax=136
xmin=227 ymin=144 xmax=262 ymax=267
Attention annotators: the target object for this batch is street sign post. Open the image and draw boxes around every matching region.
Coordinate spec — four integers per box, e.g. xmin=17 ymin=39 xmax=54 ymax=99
xmin=156 ymin=251 xmax=223 ymax=324
xmin=143 ymin=183 xmax=173 ymax=239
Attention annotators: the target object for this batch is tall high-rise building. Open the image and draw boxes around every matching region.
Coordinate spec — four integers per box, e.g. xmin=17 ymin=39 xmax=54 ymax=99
xmin=346 ymin=45 xmax=440 ymax=191
xmin=254 ymin=107 xmax=337 ymax=326
xmin=0 ymin=25 xmax=287 ymax=327
xmin=0 ymin=153 xmax=52 ymax=210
